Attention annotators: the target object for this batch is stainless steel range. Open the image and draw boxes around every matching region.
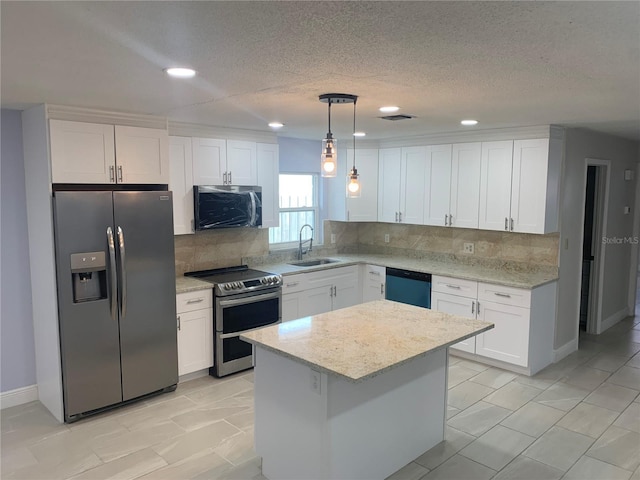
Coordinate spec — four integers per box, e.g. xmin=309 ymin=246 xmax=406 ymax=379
xmin=185 ymin=266 xmax=282 ymax=377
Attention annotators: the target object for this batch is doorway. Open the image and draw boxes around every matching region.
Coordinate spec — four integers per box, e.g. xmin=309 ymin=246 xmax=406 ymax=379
xmin=579 ymin=161 xmax=609 ymax=335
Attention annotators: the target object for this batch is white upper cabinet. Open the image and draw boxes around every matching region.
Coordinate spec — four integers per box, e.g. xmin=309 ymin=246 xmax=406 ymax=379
xmin=192 ymin=137 xmax=227 ymax=185
xmin=49 ymin=120 xmax=169 ymax=185
xmin=479 ymin=138 xmax=555 ymax=234
xmin=169 ymin=136 xmax=194 ymax=235
xmin=377 ymin=148 xmax=402 ymax=223
xmin=257 ymin=143 xmax=279 ymax=228
xmin=424 ymin=145 xmax=453 ymax=226
xmin=400 ymin=146 xmax=428 ymax=225
xmin=327 ymin=148 xmax=378 ymax=222
xmin=449 ymin=142 xmax=481 ymax=229
xmin=226 ymin=140 xmax=258 ymax=185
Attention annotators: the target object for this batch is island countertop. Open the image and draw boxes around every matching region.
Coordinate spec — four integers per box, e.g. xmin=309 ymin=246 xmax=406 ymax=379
xmin=241 ymin=300 xmax=493 ymax=383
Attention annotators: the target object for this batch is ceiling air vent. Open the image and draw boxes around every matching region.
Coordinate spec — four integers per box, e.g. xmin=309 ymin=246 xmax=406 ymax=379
xmin=379 ymin=114 xmax=415 ymax=121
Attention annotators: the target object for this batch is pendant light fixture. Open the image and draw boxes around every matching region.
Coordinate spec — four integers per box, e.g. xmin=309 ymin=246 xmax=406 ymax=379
xmin=319 ymin=93 xmax=358 ymax=178
xmin=346 ymin=97 xmax=361 ymax=198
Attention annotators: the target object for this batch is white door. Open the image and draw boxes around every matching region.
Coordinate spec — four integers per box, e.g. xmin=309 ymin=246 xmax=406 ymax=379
xmin=424 ymin=144 xmax=453 ymax=226
xmin=227 ymin=140 xmax=257 ymax=185
xmin=257 ymin=143 xmax=279 ymax=228
xmin=177 ymin=308 xmax=214 ymax=376
xmin=431 ymin=291 xmax=477 ymax=353
xmin=300 ymin=286 xmax=333 ymax=317
xmin=192 ymin=137 xmax=227 ymax=185
xmin=114 ymin=126 xmax=169 ymax=184
xmin=479 ymin=141 xmax=514 ymax=231
xmin=169 ymin=136 xmax=194 ymax=235
xmin=362 ymin=265 xmax=385 ymax=302
xmin=511 ymin=138 xmax=550 ymax=234
xmin=346 ymin=149 xmax=379 ymax=222
xmin=476 ymin=300 xmax=529 ymax=367
xmin=49 ymin=120 xmax=115 ymax=184
xmin=450 ymin=142 xmax=482 ymax=228
xmin=377 ymin=148 xmax=402 ymax=223
xmin=400 ymin=146 xmax=427 ymax=225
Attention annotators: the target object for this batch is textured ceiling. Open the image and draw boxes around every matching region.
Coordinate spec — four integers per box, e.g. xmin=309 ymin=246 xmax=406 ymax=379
xmin=1 ymin=1 xmax=639 ymax=141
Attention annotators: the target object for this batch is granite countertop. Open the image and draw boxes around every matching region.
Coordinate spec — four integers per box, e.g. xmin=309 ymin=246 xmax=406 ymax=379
xmin=241 ymin=300 xmax=493 ymax=383
xmin=258 ymin=254 xmax=558 ymax=289
xmin=176 ymin=276 xmax=213 ymax=294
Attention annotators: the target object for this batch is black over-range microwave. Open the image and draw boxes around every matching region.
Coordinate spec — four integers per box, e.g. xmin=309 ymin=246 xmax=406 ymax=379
xmin=193 ymin=185 xmax=262 ymax=230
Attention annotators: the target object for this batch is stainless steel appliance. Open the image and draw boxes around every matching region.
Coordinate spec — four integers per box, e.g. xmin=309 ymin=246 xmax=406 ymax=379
xmin=193 ymin=185 xmax=262 ymax=230
xmin=386 ymin=267 xmax=432 ymax=309
xmin=185 ymin=266 xmax=281 ymax=377
xmin=53 ymin=190 xmax=178 ymax=422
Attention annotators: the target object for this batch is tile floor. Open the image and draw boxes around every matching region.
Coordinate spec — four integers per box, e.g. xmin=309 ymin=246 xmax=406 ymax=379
xmin=2 ymin=320 xmax=640 ymax=479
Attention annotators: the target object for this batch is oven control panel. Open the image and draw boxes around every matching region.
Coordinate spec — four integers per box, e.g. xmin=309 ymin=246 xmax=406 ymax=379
xmin=218 ymin=275 xmax=282 ymax=295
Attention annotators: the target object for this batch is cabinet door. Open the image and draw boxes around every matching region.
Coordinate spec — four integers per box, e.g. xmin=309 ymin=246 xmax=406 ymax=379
xmin=424 ymin=144 xmax=452 ymax=226
xmin=169 ymin=136 xmax=194 ymax=235
xmin=511 ymin=139 xmax=550 ymax=234
xmin=450 ymin=142 xmax=481 ymax=228
xmin=377 ymin=148 xmax=402 ymax=223
xmin=282 ymin=293 xmax=302 ymax=322
xmin=115 ymin=126 xmax=169 ymax=184
xmin=49 ymin=120 xmax=115 ymax=184
xmin=192 ymin=138 xmax=227 ymax=185
xmin=227 ymin=140 xmax=257 ymax=185
xmin=300 ymin=285 xmax=333 ymax=317
xmin=177 ymin=308 xmax=213 ymax=376
xmin=479 ymin=141 xmax=513 ymax=231
xmin=332 ymin=266 xmax=361 ymax=310
xmin=346 ymin=149 xmax=379 ymax=222
xmin=257 ymin=143 xmax=279 ymax=228
xmin=400 ymin=146 xmax=427 ymax=225
xmin=362 ymin=265 xmax=385 ymax=302
xmin=431 ymin=291 xmax=477 ymax=353
xmin=476 ymin=300 xmax=529 ymax=367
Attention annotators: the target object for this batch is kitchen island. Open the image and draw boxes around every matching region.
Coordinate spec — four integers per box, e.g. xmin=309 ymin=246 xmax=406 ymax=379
xmin=241 ymin=300 xmax=494 ymax=480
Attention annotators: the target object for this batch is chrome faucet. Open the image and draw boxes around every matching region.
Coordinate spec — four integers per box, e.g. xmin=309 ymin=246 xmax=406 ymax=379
xmin=298 ymin=224 xmax=314 ymax=260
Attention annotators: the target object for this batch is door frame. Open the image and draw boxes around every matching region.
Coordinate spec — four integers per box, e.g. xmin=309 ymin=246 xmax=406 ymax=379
xmin=628 ymin=162 xmax=640 ymax=313
xmin=578 ymin=158 xmax=610 ymax=335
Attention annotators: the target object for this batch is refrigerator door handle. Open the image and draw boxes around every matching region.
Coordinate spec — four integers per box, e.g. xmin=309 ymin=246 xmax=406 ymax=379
xmin=117 ymin=226 xmax=127 ymax=319
xmin=107 ymin=227 xmax=117 ymax=322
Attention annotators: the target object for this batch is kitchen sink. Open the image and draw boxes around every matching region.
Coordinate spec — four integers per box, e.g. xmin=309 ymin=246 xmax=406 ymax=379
xmin=288 ymin=258 xmax=340 ymax=267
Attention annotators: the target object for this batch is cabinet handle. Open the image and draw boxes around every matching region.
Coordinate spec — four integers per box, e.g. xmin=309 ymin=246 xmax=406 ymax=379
xmin=187 ymin=298 xmax=204 ymax=304
xmin=333 ymin=285 xmax=337 ymax=297
xmin=109 ymin=165 xmax=115 ymax=182
xmin=472 ymin=301 xmax=475 ymax=315
xmin=329 ymin=285 xmax=334 ymax=297
xmin=494 ymin=292 xmax=512 ymax=298
xmin=229 ymin=171 xmax=232 ymax=184
xmin=399 ymin=212 xmax=402 ymax=222
xmin=177 ymin=315 xmax=181 ymax=331
xmin=505 ymin=217 xmax=509 ymax=231
xmin=445 ymin=214 xmax=448 ymax=226
xmin=381 ymin=283 xmax=384 ymax=295
xmin=510 ymin=218 xmax=514 ymax=231
xmin=449 ymin=214 xmax=453 ymax=226
xmin=223 ymin=172 xmax=227 ymax=185
xmin=285 ymin=281 xmax=299 ymax=287
xmin=477 ymin=301 xmax=481 ymax=314
xmin=446 ymin=284 xmax=461 ymax=289
xmin=117 ymin=165 xmax=123 ymax=182
xmin=369 ymin=271 xmax=381 ymax=276
xmin=395 ymin=212 xmax=398 ymax=222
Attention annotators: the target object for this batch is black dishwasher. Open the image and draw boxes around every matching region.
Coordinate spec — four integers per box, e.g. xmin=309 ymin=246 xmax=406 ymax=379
xmin=385 ymin=268 xmax=432 ymax=309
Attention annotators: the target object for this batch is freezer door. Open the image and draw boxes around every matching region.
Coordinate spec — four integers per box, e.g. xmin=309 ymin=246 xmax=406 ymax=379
xmin=53 ymin=191 xmax=122 ymax=418
xmin=113 ymin=191 xmax=178 ymax=400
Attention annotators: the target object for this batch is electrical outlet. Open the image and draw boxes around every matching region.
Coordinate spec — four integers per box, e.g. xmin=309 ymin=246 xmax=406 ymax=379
xmin=310 ymin=369 xmax=321 ymax=394
xmin=463 ymin=242 xmax=474 ymax=254
xmin=331 ymin=233 xmax=336 ymax=244
xmin=384 ymin=234 xmax=390 ymax=243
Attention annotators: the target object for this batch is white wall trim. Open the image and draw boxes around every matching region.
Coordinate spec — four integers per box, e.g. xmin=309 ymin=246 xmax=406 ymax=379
xmin=46 ymin=104 xmax=168 ymax=130
xmin=554 ymin=337 xmax=579 ymax=362
xmin=600 ymin=307 xmax=631 ymax=334
xmin=168 ymin=121 xmax=277 ymax=143
xmin=178 ymin=368 xmax=210 ymax=384
xmin=0 ymin=385 xmax=39 ymax=410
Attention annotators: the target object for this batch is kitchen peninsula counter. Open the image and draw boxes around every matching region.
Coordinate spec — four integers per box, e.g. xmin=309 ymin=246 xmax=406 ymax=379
xmin=241 ymin=301 xmax=493 ymax=480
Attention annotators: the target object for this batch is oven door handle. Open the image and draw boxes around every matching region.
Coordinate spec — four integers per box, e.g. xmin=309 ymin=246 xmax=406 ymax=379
xmin=219 ymin=321 xmax=280 ymax=339
xmin=218 ymin=290 xmax=281 ymax=308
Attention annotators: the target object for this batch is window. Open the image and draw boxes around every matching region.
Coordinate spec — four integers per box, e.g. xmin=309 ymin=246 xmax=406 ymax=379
xmin=269 ymin=174 xmax=318 ymax=246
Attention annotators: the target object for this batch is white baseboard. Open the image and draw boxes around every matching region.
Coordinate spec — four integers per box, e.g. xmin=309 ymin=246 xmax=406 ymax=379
xmin=554 ymin=337 xmax=578 ymax=362
xmin=1 ymin=384 xmax=38 ymax=409
xmin=178 ymin=368 xmax=210 ymax=383
xmin=600 ymin=307 xmax=630 ymax=333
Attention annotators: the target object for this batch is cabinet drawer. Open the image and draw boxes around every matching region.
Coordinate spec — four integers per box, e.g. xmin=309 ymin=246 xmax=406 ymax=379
xmin=478 ymin=282 xmax=531 ymax=308
xmin=306 ymin=265 xmax=358 ymax=289
xmin=176 ymin=289 xmax=213 ymax=313
xmin=282 ymin=274 xmax=308 ymax=294
xmin=432 ymin=275 xmax=478 ymax=297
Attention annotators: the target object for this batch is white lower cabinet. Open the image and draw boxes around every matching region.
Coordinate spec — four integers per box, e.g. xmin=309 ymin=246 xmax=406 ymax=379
xmin=176 ymin=290 xmax=213 ymax=376
xmin=476 ymin=300 xmax=529 ymax=367
xmin=361 ymin=264 xmax=386 ymax=302
xmin=431 ymin=276 xmax=479 ymax=353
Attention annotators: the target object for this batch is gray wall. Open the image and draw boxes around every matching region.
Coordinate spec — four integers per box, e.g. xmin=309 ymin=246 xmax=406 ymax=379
xmin=556 ymin=128 xmax=639 ymax=349
xmin=1 ymin=109 xmax=36 ymax=392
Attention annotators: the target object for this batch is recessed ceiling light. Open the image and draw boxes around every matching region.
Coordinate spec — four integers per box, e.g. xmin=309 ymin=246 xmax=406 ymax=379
xmin=164 ymin=67 xmax=196 ymax=78
xmin=268 ymin=122 xmax=284 ymax=129
xmin=461 ymin=119 xmax=478 ymax=126
xmin=353 ymin=131 xmax=366 ymax=137
xmin=379 ymin=106 xmax=400 ymax=113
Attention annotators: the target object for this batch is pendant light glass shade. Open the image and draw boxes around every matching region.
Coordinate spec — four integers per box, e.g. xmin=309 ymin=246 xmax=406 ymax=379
xmin=346 ymin=98 xmax=361 ymax=198
xmin=321 ymin=134 xmax=337 ymax=177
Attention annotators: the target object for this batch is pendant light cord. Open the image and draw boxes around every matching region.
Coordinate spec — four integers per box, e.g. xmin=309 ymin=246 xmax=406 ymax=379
xmin=328 ymin=100 xmax=332 ymax=135
xmin=352 ymin=99 xmax=357 ymax=169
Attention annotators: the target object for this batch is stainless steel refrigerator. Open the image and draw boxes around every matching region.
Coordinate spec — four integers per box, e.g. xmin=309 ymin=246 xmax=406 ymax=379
xmin=53 ymin=190 xmax=178 ymax=422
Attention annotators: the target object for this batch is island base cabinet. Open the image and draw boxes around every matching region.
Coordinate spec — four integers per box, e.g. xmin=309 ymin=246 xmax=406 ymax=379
xmin=476 ymin=301 xmax=529 ymax=367
xmin=253 ymin=346 xmax=447 ymax=480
